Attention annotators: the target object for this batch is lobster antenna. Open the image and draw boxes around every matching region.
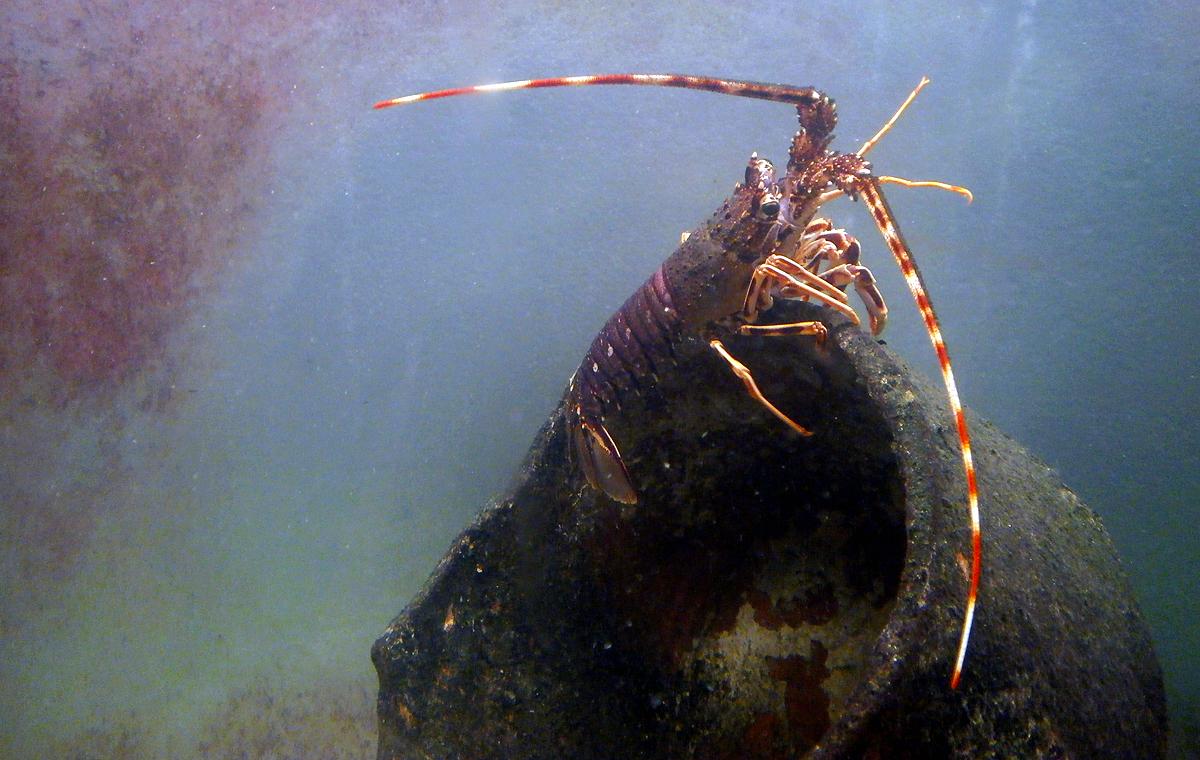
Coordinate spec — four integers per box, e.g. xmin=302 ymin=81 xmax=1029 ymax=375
xmin=859 ymin=179 xmax=981 ymax=690
xmin=850 ymin=79 xmax=979 ymax=688
xmin=374 ymin=74 xmax=825 ymax=109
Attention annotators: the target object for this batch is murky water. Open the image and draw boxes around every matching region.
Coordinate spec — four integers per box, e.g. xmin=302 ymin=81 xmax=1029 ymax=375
xmin=2 ymin=1 xmax=1196 ymax=757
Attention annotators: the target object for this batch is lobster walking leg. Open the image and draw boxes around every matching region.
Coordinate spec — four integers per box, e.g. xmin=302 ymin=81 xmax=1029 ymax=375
xmin=746 ymin=219 xmax=889 ymax=336
xmin=738 ymin=321 xmax=828 ymax=340
xmin=717 ymin=249 xmax=862 ymax=444
xmin=746 ymin=260 xmax=859 ymax=324
xmin=708 ymin=339 xmax=813 ymax=436
xmin=764 ymin=255 xmax=852 ymax=304
xmin=814 ymin=263 xmax=889 ymax=335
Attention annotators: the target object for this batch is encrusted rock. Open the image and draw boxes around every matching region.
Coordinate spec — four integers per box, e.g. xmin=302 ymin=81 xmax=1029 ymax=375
xmin=373 ymin=302 xmax=1167 ymax=759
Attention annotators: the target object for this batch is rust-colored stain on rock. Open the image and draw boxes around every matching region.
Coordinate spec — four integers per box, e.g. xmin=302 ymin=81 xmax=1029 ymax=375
xmin=737 ymin=712 xmax=785 ymax=760
xmin=767 ymin=639 xmax=831 ymax=752
xmin=748 ymin=581 xmax=838 ymax=630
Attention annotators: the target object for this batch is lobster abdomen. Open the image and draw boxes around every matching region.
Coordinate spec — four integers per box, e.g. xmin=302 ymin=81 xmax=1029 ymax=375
xmin=570 ymin=262 xmax=689 ymax=504
xmin=576 ymin=266 xmax=682 ymax=418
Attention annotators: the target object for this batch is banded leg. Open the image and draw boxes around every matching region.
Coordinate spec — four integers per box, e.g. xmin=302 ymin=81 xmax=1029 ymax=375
xmin=742 ymin=255 xmax=859 ymax=325
xmin=721 ymin=249 xmax=870 ymax=434
xmin=709 ymin=339 xmax=813 ymax=436
xmin=714 ymin=247 xmax=851 ymax=437
xmin=817 ymin=263 xmax=888 ymax=335
xmin=739 ymin=320 xmax=827 ymax=342
xmin=793 ymin=223 xmax=889 ymax=335
xmin=795 ymin=218 xmax=856 ymax=274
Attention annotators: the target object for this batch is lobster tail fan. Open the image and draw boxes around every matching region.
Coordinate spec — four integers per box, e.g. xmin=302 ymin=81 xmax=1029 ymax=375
xmin=572 ymin=416 xmax=638 ymax=504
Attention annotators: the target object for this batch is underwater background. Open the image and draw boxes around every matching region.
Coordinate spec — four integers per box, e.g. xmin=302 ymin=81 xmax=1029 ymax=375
xmin=1 ymin=1 xmax=1196 ymax=757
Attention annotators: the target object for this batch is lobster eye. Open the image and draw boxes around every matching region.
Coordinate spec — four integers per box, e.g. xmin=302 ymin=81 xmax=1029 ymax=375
xmin=757 ymin=187 xmax=783 ymax=220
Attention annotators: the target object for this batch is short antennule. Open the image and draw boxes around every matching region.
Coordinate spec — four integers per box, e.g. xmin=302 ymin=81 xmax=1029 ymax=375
xmin=374 ymin=74 xmax=825 ymax=110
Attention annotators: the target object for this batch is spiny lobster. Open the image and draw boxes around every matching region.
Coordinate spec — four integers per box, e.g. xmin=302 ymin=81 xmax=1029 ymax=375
xmin=375 ymin=74 xmax=980 ymax=689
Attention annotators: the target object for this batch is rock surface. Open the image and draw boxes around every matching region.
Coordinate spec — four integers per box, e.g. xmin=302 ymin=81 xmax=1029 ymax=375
xmin=373 ymin=301 xmax=1167 ymax=758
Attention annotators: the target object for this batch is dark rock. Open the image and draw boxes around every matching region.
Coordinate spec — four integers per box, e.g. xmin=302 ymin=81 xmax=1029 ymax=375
xmin=373 ymin=301 xmax=1167 ymax=759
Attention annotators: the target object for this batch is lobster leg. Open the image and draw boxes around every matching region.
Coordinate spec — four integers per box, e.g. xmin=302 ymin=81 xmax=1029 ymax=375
xmin=743 ymin=257 xmax=859 ymax=325
xmin=739 ymin=321 xmax=828 ymax=342
xmin=767 ymin=255 xmax=851 ymax=303
xmin=709 ymin=339 xmax=813 ymax=436
xmin=799 ymin=226 xmax=861 ymax=272
xmin=723 ymin=249 xmax=872 ymax=437
xmin=791 ymin=226 xmax=889 ymax=333
xmin=817 ymin=263 xmax=889 ymax=335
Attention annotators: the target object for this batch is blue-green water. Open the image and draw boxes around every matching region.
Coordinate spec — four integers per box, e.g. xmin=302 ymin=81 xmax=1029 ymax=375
xmin=2 ymin=1 xmax=1196 ymax=757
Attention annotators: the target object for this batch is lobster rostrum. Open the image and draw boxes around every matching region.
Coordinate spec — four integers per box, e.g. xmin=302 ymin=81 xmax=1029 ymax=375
xmin=376 ymin=74 xmax=980 ymax=689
